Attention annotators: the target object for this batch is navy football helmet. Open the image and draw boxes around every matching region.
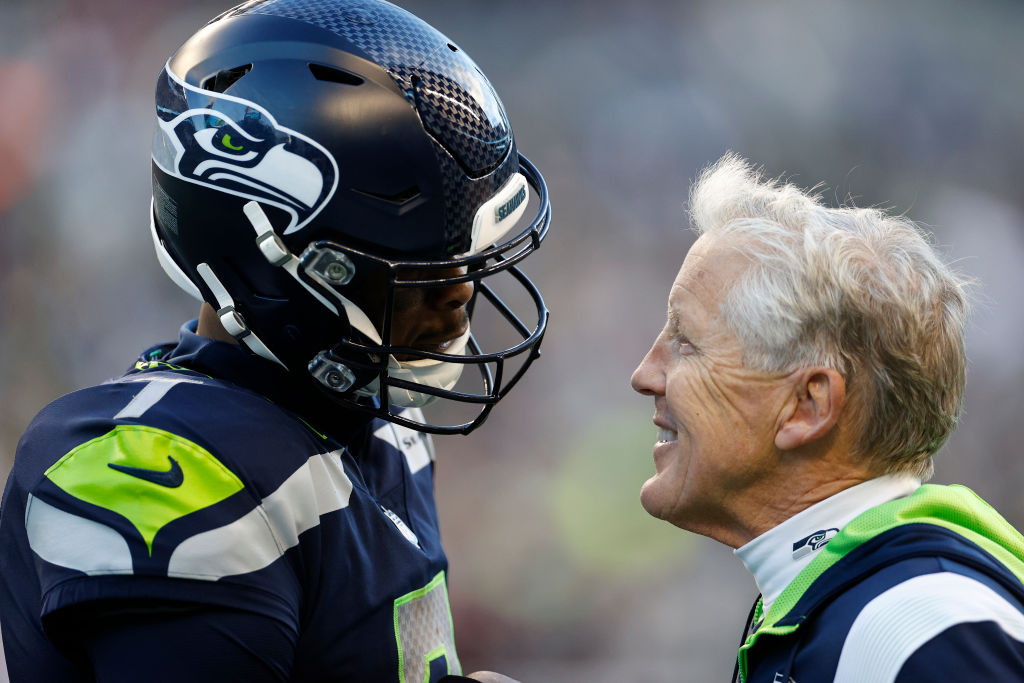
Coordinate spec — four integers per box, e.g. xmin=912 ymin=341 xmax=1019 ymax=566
xmin=150 ymin=0 xmax=550 ymax=434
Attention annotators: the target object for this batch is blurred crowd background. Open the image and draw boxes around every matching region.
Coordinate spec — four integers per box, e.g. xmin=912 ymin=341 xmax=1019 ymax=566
xmin=3 ymin=0 xmax=1024 ymax=680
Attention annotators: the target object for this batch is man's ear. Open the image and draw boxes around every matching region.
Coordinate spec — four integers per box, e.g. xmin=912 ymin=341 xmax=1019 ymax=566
xmin=775 ymin=368 xmax=846 ymax=451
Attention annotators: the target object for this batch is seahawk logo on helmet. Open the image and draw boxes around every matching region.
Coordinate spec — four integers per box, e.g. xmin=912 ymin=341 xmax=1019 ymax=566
xmin=152 ymin=64 xmax=339 ymax=236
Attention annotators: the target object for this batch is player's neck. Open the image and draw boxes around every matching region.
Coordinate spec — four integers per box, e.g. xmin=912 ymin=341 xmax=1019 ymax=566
xmin=196 ymin=302 xmax=241 ymax=345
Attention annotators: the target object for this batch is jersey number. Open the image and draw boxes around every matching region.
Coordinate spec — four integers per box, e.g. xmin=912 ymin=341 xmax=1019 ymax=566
xmin=394 ymin=571 xmax=461 ymax=683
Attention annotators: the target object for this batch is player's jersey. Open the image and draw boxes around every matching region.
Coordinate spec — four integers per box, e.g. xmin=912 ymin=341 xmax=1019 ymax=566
xmin=0 ymin=322 xmax=461 ymax=682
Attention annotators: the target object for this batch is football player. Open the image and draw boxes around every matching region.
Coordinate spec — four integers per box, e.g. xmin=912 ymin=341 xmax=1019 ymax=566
xmin=0 ymin=1 xmax=549 ymax=681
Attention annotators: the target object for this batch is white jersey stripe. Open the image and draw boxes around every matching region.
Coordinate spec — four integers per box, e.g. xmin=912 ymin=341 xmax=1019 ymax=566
xmin=373 ymin=408 xmax=434 ymax=475
xmin=25 ymin=495 xmax=133 ymax=575
xmin=168 ymin=450 xmax=353 ymax=580
xmin=114 ymin=377 xmax=203 ymax=419
xmin=834 ymin=571 xmax=1024 ymax=683
xmin=26 ymin=450 xmax=353 ymax=581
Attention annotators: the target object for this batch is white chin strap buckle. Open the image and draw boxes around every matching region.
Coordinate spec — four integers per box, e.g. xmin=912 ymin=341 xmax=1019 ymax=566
xmin=218 ymin=306 xmax=248 ymax=338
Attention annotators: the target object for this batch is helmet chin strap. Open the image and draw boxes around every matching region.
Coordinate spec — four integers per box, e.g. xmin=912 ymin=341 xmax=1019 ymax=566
xmin=151 ymin=202 xmax=286 ymax=368
xmin=243 ymin=201 xmax=387 ymax=343
xmin=353 ymin=328 xmax=471 ymax=407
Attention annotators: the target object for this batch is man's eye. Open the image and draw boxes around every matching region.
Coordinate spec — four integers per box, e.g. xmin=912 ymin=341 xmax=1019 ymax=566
xmin=674 ymin=337 xmax=696 ymax=354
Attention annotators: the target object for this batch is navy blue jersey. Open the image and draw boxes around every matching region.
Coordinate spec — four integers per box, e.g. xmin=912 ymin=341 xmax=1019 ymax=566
xmin=0 ymin=322 xmax=461 ymax=681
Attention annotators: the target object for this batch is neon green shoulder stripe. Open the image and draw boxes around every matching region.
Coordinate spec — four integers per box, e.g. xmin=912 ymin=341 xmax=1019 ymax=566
xmin=45 ymin=425 xmax=245 ymax=555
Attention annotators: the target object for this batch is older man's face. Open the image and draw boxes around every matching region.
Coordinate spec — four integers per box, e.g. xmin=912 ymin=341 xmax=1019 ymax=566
xmin=630 ymin=235 xmax=796 ymax=542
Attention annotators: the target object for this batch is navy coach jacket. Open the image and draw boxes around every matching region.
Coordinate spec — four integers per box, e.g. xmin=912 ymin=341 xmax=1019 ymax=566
xmin=738 ymin=485 xmax=1024 ymax=682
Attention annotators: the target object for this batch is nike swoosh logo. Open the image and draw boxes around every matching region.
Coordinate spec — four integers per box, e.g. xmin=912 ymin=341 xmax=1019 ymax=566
xmin=108 ymin=455 xmax=184 ymax=488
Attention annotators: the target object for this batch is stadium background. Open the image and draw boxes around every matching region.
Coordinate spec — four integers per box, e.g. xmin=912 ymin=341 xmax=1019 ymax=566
xmin=2 ymin=0 xmax=1024 ymax=680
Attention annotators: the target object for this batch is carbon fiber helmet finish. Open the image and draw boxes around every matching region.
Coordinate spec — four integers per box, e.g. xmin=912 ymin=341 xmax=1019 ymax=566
xmin=240 ymin=0 xmax=512 ymax=178
xmin=151 ymin=0 xmax=550 ymax=434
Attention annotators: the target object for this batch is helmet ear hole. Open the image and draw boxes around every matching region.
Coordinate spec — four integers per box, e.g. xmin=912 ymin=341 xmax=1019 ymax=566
xmin=201 ymin=64 xmax=252 ymax=93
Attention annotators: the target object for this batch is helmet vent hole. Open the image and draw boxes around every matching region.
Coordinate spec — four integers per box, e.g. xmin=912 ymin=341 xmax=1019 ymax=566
xmin=447 ymin=42 xmax=458 ymax=52
xmin=201 ymin=64 xmax=252 ymax=93
xmin=354 ymin=185 xmax=422 ymax=204
xmin=308 ymin=63 xmax=364 ymax=86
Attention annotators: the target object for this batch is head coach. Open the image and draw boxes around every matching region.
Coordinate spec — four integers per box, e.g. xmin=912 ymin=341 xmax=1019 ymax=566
xmin=631 ymin=154 xmax=1024 ymax=682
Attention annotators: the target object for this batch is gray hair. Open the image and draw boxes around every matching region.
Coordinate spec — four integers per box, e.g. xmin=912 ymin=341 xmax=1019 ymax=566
xmin=689 ymin=153 xmax=970 ymax=479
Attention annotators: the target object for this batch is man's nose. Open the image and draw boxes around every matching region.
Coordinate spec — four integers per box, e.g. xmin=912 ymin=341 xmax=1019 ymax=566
xmin=630 ymin=344 xmax=665 ymax=396
xmin=424 ymin=267 xmax=474 ymax=312
xmin=433 ymin=280 xmax=474 ymax=311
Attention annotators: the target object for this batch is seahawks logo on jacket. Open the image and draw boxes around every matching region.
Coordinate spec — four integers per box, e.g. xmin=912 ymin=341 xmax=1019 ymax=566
xmin=791 ymin=527 xmax=839 ymax=560
xmin=152 ymin=63 xmax=339 ymax=235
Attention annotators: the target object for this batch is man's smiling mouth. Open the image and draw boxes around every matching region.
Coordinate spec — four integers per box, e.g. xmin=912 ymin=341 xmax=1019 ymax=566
xmin=658 ymin=428 xmax=678 ymax=443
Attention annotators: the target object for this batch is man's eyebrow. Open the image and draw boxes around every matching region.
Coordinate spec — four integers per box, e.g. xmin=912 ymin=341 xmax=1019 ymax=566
xmin=666 ymin=308 xmax=681 ymax=334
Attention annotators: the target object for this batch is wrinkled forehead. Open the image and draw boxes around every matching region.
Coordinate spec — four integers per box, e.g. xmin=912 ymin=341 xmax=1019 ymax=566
xmin=670 ymin=235 xmax=752 ymax=315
